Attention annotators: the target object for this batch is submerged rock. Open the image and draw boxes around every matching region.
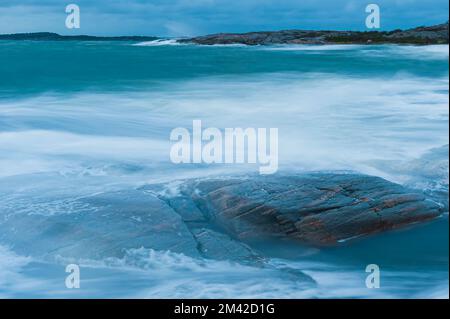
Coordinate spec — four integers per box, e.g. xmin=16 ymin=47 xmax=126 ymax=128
xmin=191 ymin=228 xmax=261 ymax=263
xmin=0 ymin=190 xmax=202 ymax=259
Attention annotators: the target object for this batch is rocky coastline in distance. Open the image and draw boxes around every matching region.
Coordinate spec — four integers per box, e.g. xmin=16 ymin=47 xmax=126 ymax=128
xmin=1 ymin=22 xmax=448 ymax=45
xmin=179 ymin=21 xmax=449 ymax=45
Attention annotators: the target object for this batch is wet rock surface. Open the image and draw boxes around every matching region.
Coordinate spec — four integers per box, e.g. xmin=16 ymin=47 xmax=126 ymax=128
xmin=0 ymin=190 xmax=201 ymax=259
xmin=0 ymin=173 xmax=444 ymax=264
xmin=167 ymin=173 xmax=444 ymax=246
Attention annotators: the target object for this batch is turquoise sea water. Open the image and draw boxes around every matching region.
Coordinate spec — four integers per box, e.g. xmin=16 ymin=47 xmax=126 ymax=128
xmin=0 ymin=41 xmax=448 ymax=298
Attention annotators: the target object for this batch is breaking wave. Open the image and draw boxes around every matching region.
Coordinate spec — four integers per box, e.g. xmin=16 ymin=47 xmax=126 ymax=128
xmin=133 ymin=39 xmax=184 ymax=46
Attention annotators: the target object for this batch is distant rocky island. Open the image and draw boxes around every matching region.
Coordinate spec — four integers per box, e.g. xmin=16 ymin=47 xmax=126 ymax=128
xmin=0 ymin=32 xmax=158 ymax=41
xmin=180 ymin=22 xmax=449 ymax=45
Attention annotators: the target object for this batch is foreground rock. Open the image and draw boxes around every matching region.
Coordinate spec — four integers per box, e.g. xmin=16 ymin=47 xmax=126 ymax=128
xmin=162 ymin=173 xmax=443 ymax=246
xmin=180 ymin=22 xmax=449 ymax=45
xmin=0 ymin=180 xmax=260 ymax=263
xmin=0 ymin=173 xmax=443 ymax=263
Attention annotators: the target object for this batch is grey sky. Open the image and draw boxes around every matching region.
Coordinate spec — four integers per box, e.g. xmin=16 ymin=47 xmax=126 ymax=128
xmin=0 ymin=0 xmax=448 ymax=36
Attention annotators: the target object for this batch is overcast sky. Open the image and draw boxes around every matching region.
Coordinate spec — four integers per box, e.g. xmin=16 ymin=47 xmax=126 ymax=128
xmin=0 ymin=0 xmax=448 ymax=36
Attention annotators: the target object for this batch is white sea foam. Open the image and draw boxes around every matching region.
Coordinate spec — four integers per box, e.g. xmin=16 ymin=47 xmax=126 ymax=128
xmin=0 ymin=245 xmax=40 ymax=298
xmin=262 ymin=44 xmax=449 ymax=61
xmin=394 ymin=44 xmax=449 ymax=60
xmin=133 ymin=39 xmax=184 ymax=46
xmin=0 ymin=244 xmax=445 ymax=298
xmin=52 ymin=248 xmax=349 ymax=298
xmin=0 ymin=73 xmax=448 ymax=181
xmin=41 ymin=248 xmax=446 ymax=298
xmin=133 ymin=40 xmax=249 ymax=47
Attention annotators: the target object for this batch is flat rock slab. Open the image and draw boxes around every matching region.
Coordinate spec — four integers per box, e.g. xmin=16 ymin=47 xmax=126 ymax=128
xmin=172 ymin=173 xmax=443 ymax=245
xmin=0 ymin=189 xmax=201 ymax=259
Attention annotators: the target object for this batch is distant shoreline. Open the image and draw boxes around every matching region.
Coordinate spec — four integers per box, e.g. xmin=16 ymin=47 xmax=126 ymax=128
xmin=180 ymin=22 xmax=449 ymax=45
xmin=0 ymin=32 xmax=158 ymax=42
xmin=1 ymin=22 xmax=448 ymax=45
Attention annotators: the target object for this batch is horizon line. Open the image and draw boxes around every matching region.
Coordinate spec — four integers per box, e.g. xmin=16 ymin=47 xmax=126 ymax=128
xmin=1 ymin=21 xmax=448 ymax=39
